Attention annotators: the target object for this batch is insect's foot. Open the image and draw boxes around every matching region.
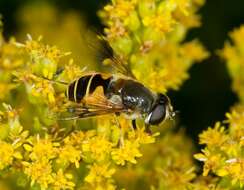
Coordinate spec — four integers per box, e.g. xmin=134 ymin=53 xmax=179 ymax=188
xmin=117 ymin=136 xmax=124 ymax=148
xmin=145 ymin=125 xmax=152 ymax=135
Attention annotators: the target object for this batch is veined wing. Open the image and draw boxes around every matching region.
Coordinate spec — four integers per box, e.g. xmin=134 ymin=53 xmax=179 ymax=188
xmin=57 ymin=89 xmax=126 ymax=120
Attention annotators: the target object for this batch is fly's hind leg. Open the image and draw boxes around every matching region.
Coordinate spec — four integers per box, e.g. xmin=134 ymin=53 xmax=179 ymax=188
xmin=114 ymin=114 xmax=124 ymax=147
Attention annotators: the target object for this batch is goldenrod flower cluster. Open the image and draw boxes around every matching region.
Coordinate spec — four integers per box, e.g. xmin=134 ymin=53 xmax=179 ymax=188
xmin=0 ymin=0 xmax=211 ymax=189
xmin=0 ymin=26 xmax=157 ymax=189
xmin=220 ymin=25 xmax=244 ymax=102
xmin=195 ymin=25 xmax=244 ymax=189
xmin=100 ymin=0 xmax=209 ymax=92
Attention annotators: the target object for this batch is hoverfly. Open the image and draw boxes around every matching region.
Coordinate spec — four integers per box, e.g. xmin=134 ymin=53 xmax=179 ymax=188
xmin=39 ymin=34 xmax=176 ymax=136
xmin=61 ymin=55 xmax=175 ymax=134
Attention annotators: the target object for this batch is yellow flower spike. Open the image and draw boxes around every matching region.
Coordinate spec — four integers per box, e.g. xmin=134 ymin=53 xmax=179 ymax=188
xmin=220 ymin=25 xmax=244 ymax=102
xmin=111 ymin=140 xmax=142 ymax=165
xmin=101 ymin=0 xmax=208 ymax=94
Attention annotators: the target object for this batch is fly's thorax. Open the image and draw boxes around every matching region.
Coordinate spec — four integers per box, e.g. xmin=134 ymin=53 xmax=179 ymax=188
xmin=118 ymin=80 xmax=155 ymax=114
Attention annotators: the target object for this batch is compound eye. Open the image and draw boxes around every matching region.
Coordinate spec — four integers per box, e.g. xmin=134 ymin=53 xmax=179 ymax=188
xmin=149 ymin=104 xmax=166 ymax=125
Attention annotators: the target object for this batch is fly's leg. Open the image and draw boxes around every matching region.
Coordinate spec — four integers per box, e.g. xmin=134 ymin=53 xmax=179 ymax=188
xmin=114 ymin=115 xmax=124 ymax=147
xmin=145 ymin=124 xmax=152 ymax=135
xmin=58 ymin=120 xmax=77 ymax=140
xmin=132 ymin=119 xmax=137 ymax=130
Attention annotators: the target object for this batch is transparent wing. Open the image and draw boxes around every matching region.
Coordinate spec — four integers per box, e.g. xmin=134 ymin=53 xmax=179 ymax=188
xmin=56 ymin=91 xmax=126 ymax=121
xmin=82 ymin=30 xmax=136 ymax=79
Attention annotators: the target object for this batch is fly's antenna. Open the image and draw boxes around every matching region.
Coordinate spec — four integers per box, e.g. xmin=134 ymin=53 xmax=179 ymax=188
xmin=169 ymin=110 xmax=179 ymax=120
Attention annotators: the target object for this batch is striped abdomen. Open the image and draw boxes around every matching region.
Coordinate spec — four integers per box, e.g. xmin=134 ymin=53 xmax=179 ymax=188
xmin=66 ymin=73 xmax=112 ymax=103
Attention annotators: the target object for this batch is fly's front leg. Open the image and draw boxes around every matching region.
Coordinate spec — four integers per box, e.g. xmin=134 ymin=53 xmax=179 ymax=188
xmin=132 ymin=119 xmax=137 ymax=130
xmin=145 ymin=124 xmax=152 ymax=135
xmin=114 ymin=114 xmax=124 ymax=147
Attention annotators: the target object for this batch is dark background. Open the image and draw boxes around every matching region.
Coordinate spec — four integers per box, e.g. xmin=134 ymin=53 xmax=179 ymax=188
xmin=0 ymin=0 xmax=243 ymax=143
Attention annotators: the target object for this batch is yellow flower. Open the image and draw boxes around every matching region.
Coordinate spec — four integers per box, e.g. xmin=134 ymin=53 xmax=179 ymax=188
xmin=15 ymin=71 xmax=57 ymax=105
xmin=23 ymin=35 xmax=69 ymax=64
xmin=58 ymin=59 xmax=85 ymax=82
xmin=128 ymin=126 xmax=158 ymax=144
xmin=180 ymin=40 xmax=210 ymax=62
xmin=15 ymin=35 xmax=70 ymax=80
xmin=216 ymin=158 xmax=244 ymax=187
xmin=104 ymin=20 xmax=127 ymax=39
xmin=229 ymin=25 xmax=244 ymax=49
xmin=52 ymin=169 xmax=75 ymax=190
xmin=156 ymin=167 xmax=196 ymax=189
xmin=226 ymin=105 xmax=244 ymax=129
xmin=111 ymin=140 xmax=142 ymax=165
xmin=131 ymin=41 xmax=208 ymax=92
xmin=224 ymin=159 xmax=244 ymax=187
xmin=82 ymin=135 xmax=112 ymax=162
xmin=104 ymin=0 xmax=136 ymax=20
xmin=85 ymin=163 xmax=115 ymax=184
xmin=143 ymin=11 xmax=175 ymax=35
xmin=199 ymin=122 xmax=227 ymax=147
xmin=194 ymin=148 xmax=223 ymax=176
xmin=23 ymin=159 xmax=54 ymax=189
xmin=64 ymin=131 xmax=85 ymax=147
xmin=220 ymin=25 xmax=244 ymax=102
xmin=0 ymin=141 xmax=14 ymax=170
xmin=58 ymin=144 xmax=82 ymax=168
xmin=170 ymin=0 xmax=191 ymax=15
xmin=24 ymin=135 xmax=59 ymax=161
xmin=30 ymin=78 xmax=56 ymax=104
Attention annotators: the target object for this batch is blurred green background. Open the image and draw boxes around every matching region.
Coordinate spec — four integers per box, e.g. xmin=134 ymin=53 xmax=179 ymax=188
xmin=0 ymin=0 xmax=243 ymax=143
